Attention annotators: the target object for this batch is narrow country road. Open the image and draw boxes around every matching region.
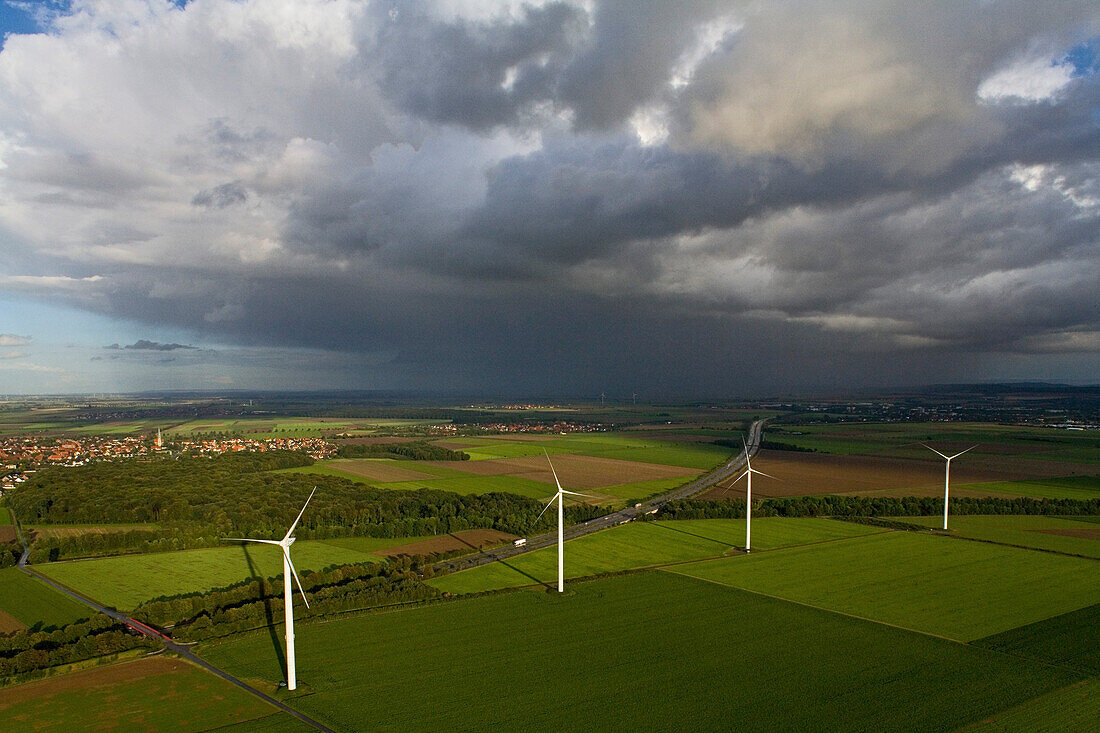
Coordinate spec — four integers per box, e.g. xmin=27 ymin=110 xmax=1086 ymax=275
xmin=434 ymin=419 xmax=765 ymax=574
xmin=12 ymin=510 xmax=336 ymax=733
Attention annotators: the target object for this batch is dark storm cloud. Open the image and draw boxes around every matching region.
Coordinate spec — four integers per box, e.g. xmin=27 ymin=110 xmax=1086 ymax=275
xmin=191 ymin=181 xmax=248 ymax=209
xmin=1 ymin=1 xmax=1099 ymax=394
xmin=116 ymin=340 xmax=198 ymax=352
xmin=373 ymin=1 xmax=584 ymax=130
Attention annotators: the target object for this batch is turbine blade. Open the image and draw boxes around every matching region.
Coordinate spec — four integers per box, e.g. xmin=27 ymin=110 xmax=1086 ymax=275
xmin=922 ymin=444 xmax=950 ymax=460
xmin=534 ymin=494 xmax=558 ymax=524
xmin=750 ymin=469 xmax=778 ymax=480
xmin=544 ymin=450 xmax=563 ymax=492
xmin=284 ymin=486 xmax=317 ymax=542
xmin=559 ymin=488 xmax=597 ymax=500
xmin=283 ymin=547 xmax=310 ymax=610
xmin=222 ymin=538 xmax=281 ymax=545
xmin=734 ymin=470 xmax=750 ymax=482
xmin=948 ymin=445 xmax=978 ymax=460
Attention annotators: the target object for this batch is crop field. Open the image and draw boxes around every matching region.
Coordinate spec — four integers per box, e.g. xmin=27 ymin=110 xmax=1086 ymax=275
xmin=669 ymin=531 xmax=1100 ymax=641
xmin=426 ymin=453 xmax=700 ymax=490
xmin=165 ymin=417 xmax=444 ymax=438
xmin=973 ymin=602 xmax=1100 ymax=676
xmin=952 ymin=475 xmax=1100 ymax=500
xmin=702 ymin=449 xmax=1096 ymax=500
xmin=0 ymin=567 xmax=92 ymax=628
xmin=436 ymin=433 xmax=733 ymax=470
xmin=201 ymin=571 xmax=1079 ymax=732
xmin=962 ymin=678 xmax=1100 ymax=732
xmin=36 ymin=538 xmax=394 ymax=609
xmin=0 ymin=506 xmax=11 ymax=525
xmin=767 ymin=422 xmax=1100 ymax=465
xmin=0 ymin=656 xmax=310 ymax=732
xmin=429 ymin=518 xmax=883 ymax=595
xmin=896 ymin=515 xmax=1100 ymax=558
xmin=325 ymin=529 xmax=517 ymax=558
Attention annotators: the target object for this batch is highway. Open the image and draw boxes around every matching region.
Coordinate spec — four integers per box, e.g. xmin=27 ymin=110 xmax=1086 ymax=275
xmin=434 ymin=419 xmax=765 ymax=575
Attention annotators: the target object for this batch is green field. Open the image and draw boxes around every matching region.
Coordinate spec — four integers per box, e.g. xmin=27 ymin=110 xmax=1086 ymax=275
xmin=0 ymin=657 xmax=311 ymax=732
xmin=429 ymin=518 xmax=884 ymax=595
xmin=436 ymin=433 xmax=732 ymax=469
xmin=962 ymin=678 xmax=1100 ymax=732
xmin=973 ymin=602 xmax=1100 ymax=676
xmin=670 ymin=532 xmax=1100 ymax=641
xmin=0 ymin=567 xmax=93 ymax=628
xmin=895 ymin=515 xmax=1100 ymax=557
xmin=0 ymin=506 xmax=11 ymax=525
xmin=201 ymin=571 xmax=1079 ymax=732
xmin=954 ymin=475 xmax=1100 ymax=500
xmin=36 ymin=538 xmax=398 ymax=609
xmin=767 ymin=422 xmax=1100 ymax=464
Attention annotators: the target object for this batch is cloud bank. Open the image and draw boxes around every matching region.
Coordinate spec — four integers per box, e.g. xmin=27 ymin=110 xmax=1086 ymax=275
xmin=0 ymin=0 xmax=1098 ymax=395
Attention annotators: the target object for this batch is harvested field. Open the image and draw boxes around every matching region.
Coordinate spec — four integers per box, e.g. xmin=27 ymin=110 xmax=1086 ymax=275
xmin=323 ymin=459 xmax=438 ymax=482
xmin=375 ymin=529 xmax=517 ymax=558
xmin=0 ymin=656 xmax=187 ymax=708
xmin=429 ymin=454 xmax=700 ymax=490
xmin=0 ymin=607 xmax=26 ymax=633
xmin=336 ymin=436 xmax=423 ymax=446
xmin=0 ymin=526 xmax=15 ymax=543
xmin=1034 ymin=528 xmax=1100 ymax=541
xmin=699 ymin=450 xmax=1093 ymax=499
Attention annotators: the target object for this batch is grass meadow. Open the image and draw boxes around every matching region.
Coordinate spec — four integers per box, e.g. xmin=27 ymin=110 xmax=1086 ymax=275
xmin=896 ymin=514 xmax=1100 ymax=557
xmin=36 ymin=538 xmax=400 ymax=609
xmin=669 ymin=531 xmax=1100 ymax=641
xmin=0 ymin=567 xmax=92 ymax=628
xmin=952 ymin=475 xmax=1100 ymax=501
xmin=429 ymin=518 xmax=883 ymax=595
xmin=200 ymin=571 xmax=1079 ymax=732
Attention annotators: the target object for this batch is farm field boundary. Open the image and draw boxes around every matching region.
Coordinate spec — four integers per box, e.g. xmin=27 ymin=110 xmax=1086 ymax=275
xmin=667 ymin=531 xmax=1100 ymax=641
xmin=201 ymin=571 xmax=1081 ymax=732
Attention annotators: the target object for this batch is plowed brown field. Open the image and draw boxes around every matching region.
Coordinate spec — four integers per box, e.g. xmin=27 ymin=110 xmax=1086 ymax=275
xmin=0 ymin=608 xmax=26 ymax=634
xmin=374 ymin=529 xmax=517 ymax=558
xmin=429 ymin=454 xmax=700 ymax=490
xmin=699 ymin=450 xmax=1093 ymax=499
xmin=0 ymin=656 xmax=186 ymax=707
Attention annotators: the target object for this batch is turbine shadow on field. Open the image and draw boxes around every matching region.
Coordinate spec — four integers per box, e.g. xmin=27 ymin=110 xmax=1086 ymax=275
xmin=498 ymin=557 xmax=553 ymax=590
xmin=649 ymin=521 xmax=730 ymax=549
xmin=241 ymin=545 xmax=286 ymax=679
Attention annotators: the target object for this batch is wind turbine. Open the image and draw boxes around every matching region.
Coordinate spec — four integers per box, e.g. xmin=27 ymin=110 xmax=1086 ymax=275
xmin=224 ymin=487 xmax=316 ymax=690
xmin=923 ymin=445 xmax=976 ymax=530
xmin=536 ymin=451 xmax=594 ymax=592
xmin=733 ymin=438 xmax=775 ymax=553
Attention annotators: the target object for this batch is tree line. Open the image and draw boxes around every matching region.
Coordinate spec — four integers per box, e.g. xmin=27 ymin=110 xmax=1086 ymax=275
xmin=0 ymin=614 xmax=158 ymax=680
xmin=7 ymin=451 xmax=611 ymax=560
xmin=655 ymin=495 xmax=1100 ymax=520
xmin=131 ymin=557 xmax=440 ymax=641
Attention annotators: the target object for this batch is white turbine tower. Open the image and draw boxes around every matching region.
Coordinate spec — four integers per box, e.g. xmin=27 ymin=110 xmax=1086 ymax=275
xmin=536 ymin=451 xmax=594 ymax=592
xmin=733 ymin=438 xmax=775 ymax=553
xmin=224 ymin=487 xmax=316 ymax=690
xmin=923 ymin=445 xmax=976 ymax=530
